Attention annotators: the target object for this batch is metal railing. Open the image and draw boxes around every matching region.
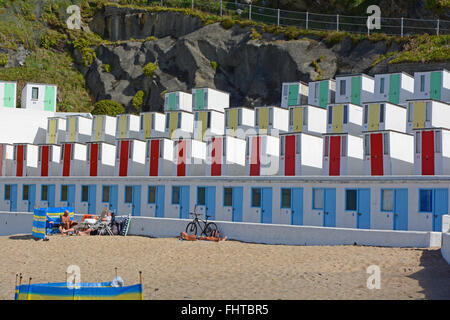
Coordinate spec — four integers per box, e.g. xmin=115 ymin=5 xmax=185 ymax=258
xmin=135 ymin=0 xmax=450 ymax=36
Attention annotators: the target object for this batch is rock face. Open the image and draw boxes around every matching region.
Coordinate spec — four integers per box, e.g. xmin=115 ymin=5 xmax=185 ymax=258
xmin=75 ymin=7 xmax=449 ymax=112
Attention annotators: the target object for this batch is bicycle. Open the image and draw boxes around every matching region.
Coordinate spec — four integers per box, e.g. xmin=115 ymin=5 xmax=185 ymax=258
xmin=185 ymin=205 xmax=218 ymax=237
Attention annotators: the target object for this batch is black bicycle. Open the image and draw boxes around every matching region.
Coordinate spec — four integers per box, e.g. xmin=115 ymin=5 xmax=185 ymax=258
xmin=185 ymin=205 xmax=218 ymax=237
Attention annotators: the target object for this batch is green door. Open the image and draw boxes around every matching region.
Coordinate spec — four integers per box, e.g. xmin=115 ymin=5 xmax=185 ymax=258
xmin=430 ymin=71 xmax=442 ymax=101
xmin=44 ymin=86 xmax=55 ymax=111
xmin=168 ymin=92 xmax=176 ymax=110
xmin=389 ymin=74 xmax=400 ymax=105
xmin=195 ymin=89 xmax=204 ymax=110
xmin=288 ymin=84 xmax=299 ymax=106
xmin=351 ymin=76 xmax=361 ymax=106
xmin=319 ymin=81 xmax=329 ymax=108
xmin=3 ymin=83 xmax=15 ymax=108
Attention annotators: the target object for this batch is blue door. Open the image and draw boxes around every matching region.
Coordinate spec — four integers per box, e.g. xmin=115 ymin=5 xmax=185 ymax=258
xmin=323 ymin=188 xmax=336 ymax=227
xmin=393 ymin=189 xmax=408 ymax=230
xmin=27 ymin=184 xmax=36 ymax=212
xmin=433 ymin=188 xmax=448 ymax=232
xmin=357 ymin=189 xmax=371 ymax=229
xmin=205 ymin=187 xmax=216 ymax=220
xmin=48 ymin=185 xmax=56 ymax=208
xmin=261 ymin=187 xmax=272 ymax=224
xmin=6 ymin=184 xmax=18 ymax=212
xmin=67 ymin=185 xmax=76 ymax=208
xmin=103 ymin=185 xmax=118 ymax=214
xmin=81 ymin=185 xmax=97 ymax=215
xmin=232 ymin=187 xmax=243 ymax=222
xmin=155 ymin=186 xmax=165 ymax=218
xmin=291 ymin=188 xmax=303 ymax=225
xmin=180 ymin=186 xmax=190 ymax=219
xmin=132 ymin=186 xmax=141 ymax=216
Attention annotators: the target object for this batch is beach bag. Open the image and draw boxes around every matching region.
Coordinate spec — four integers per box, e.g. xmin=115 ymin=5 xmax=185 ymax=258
xmin=211 ymin=229 xmax=220 ymax=238
xmin=111 ymin=222 xmax=120 ymax=235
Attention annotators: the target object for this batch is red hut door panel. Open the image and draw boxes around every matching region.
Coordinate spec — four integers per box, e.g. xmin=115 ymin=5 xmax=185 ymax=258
xmin=41 ymin=146 xmax=49 ymax=176
xmin=211 ymin=137 xmax=222 ymax=176
xmin=285 ymin=135 xmax=296 ymax=176
xmin=177 ymin=140 xmax=186 ymax=176
xmin=63 ymin=144 xmax=72 ymax=176
xmin=119 ymin=140 xmax=129 ymax=177
xmin=422 ymin=131 xmax=435 ymax=175
xmin=149 ymin=140 xmax=159 ymax=176
xmin=16 ymin=145 xmax=24 ymax=176
xmin=370 ymin=133 xmax=384 ymax=176
xmin=90 ymin=144 xmax=98 ymax=177
xmin=250 ymin=136 xmax=260 ymax=176
xmin=329 ymin=136 xmax=341 ymax=176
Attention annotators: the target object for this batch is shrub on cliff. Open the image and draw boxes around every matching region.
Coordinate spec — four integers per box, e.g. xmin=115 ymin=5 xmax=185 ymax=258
xmin=91 ymin=100 xmax=125 ymax=116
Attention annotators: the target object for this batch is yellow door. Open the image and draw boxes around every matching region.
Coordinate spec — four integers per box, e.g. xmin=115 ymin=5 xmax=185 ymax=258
xmin=332 ymin=105 xmax=343 ymax=133
xmin=229 ymin=109 xmax=237 ymax=136
xmin=119 ymin=115 xmax=127 ymax=138
xmin=196 ymin=112 xmax=207 ymax=141
xmin=48 ymin=119 xmax=56 ymax=144
xmin=94 ymin=116 xmax=103 ymax=141
xmin=143 ymin=113 xmax=152 ymax=139
xmin=413 ymin=101 xmax=425 ymax=129
xmin=68 ymin=117 xmax=77 ymax=142
xmin=368 ymin=104 xmax=380 ymax=131
xmin=168 ymin=112 xmax=178 ymax=138
xmin=293 ymin=107 xmax=303 ymax=133
xmin=259 ymin=108 xmax=269 ymax=133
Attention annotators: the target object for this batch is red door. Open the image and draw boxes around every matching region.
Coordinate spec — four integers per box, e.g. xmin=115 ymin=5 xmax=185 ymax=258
xmin=422 ymin=131 xmax=435 ymax=175
xmin=149 ymin=140 xmax=159 ymax=176
xmin=16 ymin=145 xmax=24 ymax=176
xmin=63 ymin=144 xmax=72 ymax=176
xmin=211 ymin=137 xmax=222 ymax=176
xmin=0 ymin=145 xmax=3 ymax=176
xmin=177 ymin=140 xmax=186 ymax=176
xmin=285 ymin=135 xmax=296 ymax=176
xmin=119 ymin=140 xmax=129 ymax=177
xmin=41 ymin=146 xmax=49 ymax=177
xmin=250 ymin=136 xmax=260 ymax=176
xmin=90 ymin=144 xmax=99 ymax=177
xmin=370 ymin=133 xmax=384 ymax=176
xmin=329 ymin=136 xmax=341 ymax=176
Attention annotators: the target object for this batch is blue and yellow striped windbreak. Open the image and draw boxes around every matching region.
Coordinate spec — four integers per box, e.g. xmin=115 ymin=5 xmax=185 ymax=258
xmin=32 ymin=208 xmax=47 ymax=239
xmin=16 ymin=282 xmax=143 ymax=300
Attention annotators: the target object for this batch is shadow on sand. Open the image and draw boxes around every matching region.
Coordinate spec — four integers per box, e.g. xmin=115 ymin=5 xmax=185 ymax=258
xmin=8 ymin=234 xmax=38 ymax=241
xmin=408 ymin=248 xmax=450 ymax=299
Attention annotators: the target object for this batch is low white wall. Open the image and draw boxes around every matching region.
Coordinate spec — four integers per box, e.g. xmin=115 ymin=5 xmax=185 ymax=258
xmin=0 ymin=212 xmax=34 ymax=236
xmin=442 ymin=233 xmax=450 ymax=264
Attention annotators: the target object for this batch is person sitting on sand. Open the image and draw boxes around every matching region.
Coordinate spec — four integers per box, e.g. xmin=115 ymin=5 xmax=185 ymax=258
xmin=59 ymin=210 xmax=78 ymax=236
xmin=180 ymin=232 xmax=227 ymax=242
xmin=78 ymin=210 xmax=112 ymax=236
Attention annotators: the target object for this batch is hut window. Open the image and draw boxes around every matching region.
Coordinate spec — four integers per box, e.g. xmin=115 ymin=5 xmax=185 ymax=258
xmin=383 ymin=133 xmax=389 ymax=155
xmin=339 ymin=80 xmax=346 ymax=96
xmin=70 ymin=145 xmax=74 ymax=160
xmin=140 ymin=115 xmax=144 ymax=130
xmin=381 ymin=189 xmax=394 ymax=212
xmin=165 ymin=113 xmax=170 ymax=129
xmin=380 ymin=77 xmax=385 ymax=94
xmin=328 ymin=106 xmax=333 ymax=124
xmin=176 ymin=93 xmax=180 ymax=108
xmin=364 ymin=105 xmax=368 ymax=124
xmin=61 ymin=185 xmax=68 ymax=202
xmin=23 ymin=185 xmax=29 ymax=201
xmin=312 ymin=189 xmax=323 ymax=210
xmin=415 ymin=132 xmax=421 ymax=154
xmin=341 ymin=136 xmax=347 ymax=156
xmin=303 ymin=108 xmax=307 ymax=126
xmin=81 ymin=186 xmax=89 ymax=202
xmin=345 ymin=189 xmax=357 ymax=211
xmin=151 ymin=114 xmax=155 ymax=130
xmin=280 ymin=136 xmax=285 ymax=156
xmin=314 ymin=83 xmax=319 ymax=99
xmin=283 ymin=84 xmax=288 ymax=97
xmin=296 ymin=135 xmax=301 ymax=154
xmin=207 ymin=112 xmax=211 ymax=129
xmin=222 ymin=138 xmax=226 ymax=156
xmin=380 ymin=104 xmax=385 ymax=123
xmin=159 ymin=140 xmax=164 ymax=158
xmin=364 ymin=135 xmax=370 ymax=156
xmin=324 ymin=136 xmax=329 ymax=157
xmin=268 ymin=108 xmax=273 ymax=126
xmin=177 ymin=112 xmax=181 ymax=129
xmin=31 ymin=87 xmax=39 ymax=100
xmin=281 ymin=188 xmax=291 ymax=209
xmin=146 ymin=141 xmax=151 ymax=158
xmin=343 ymin=105 xmax=348 ymax=124
xmin=102 ymin=186 xmax=110 ymax=203
xmin=61 ymin=145 xmax=65 ymax=160
xmin=425 ymin=102 xmax=432 ymax=122
xmin=172 ymin=186 xmax=180 ymax=205
xmin=408 ymin=103 xmax=413 ymax=122
xmin=255 ymin=109 xmax=259 ymax=126
xmin=420 ymin=75 xmax=425 ymax=92
xmin=289 ymin=108 xmax=293 ymax=126
xmin=204 ymin=90 xmax=208 ymax=108
xmin=124 ymin=186 xmax=133 ymax=204
xmin=197 ymin=187 xmax=206 ymax=206
xmin=251 ymin=188 xmax=261 ymax=207
xmin=246 ymin=137 xmax=249 ymax=156
xmin=4 ymin=185 xmax=11 ymax=200
xmin=238 ymin=109 xmax=242 ymax=125
xmin=225 ymin=111 xmax=229 ymax=127
xmin=41 ymin=185 xmax=48 ymax=201
xmin=435 ymin=131 xmax=441 ymax=153
xmin=148 ymin=186 xmax=156 ymax=204
xmin=87 ymin=145 xmax=90 ymax=161
xmin=419 ymin=189 xmax=433 ymax=212
xmin=223 ymin=187 xmax=233 ymax=207
xmin=129 ymin=141 xmax=133 ymax=159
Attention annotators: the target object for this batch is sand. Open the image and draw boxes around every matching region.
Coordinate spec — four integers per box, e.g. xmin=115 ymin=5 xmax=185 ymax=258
xmin=1 ymin=234 xmax=450 ymax=300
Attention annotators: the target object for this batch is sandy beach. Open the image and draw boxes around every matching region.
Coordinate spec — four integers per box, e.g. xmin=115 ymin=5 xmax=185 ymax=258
xmin=1 ymin=234 xmax=450 ymax=300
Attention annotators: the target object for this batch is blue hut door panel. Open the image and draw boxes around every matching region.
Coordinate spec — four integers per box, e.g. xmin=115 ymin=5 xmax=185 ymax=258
xmin=132 ymin=186 xmax=141 ymax=216
xmin=180 ymin=186 xmax=190 ymax=219
xmin=291 ymin=188 xmax=303 ymax=225
xmin=87 ymin=185 xmax=96 ymax=215
xmin=48 ymin=185 xmax=56 ymax=208
xmin=109 ymin=185 xmax=118 ymax=214
xmin=261 ymin=187 xmax=272 ymax=224
xmin=28 ymin=185 xmax=36 ymax=212
xmin=433 ymin=188 xmax=448 ymax=232
xmin=10 ymin=184 xmax=17 ymax=212
xmin=205 ymin=186 xmax=216 ymax=220
xmin=67 ymin=185 xmax=76 ymax=208
xmin=155 ymin=186 xmax=165 ymax=218
xmin=324 ymin=188 xmax=336 ymax=227
xmin=232 ymin=187 xmax=243 ymax=222
xmin=393 ymin=189 xmax=408 ymax=230
xmin=357 ymin=189 xmax=371 ymax=229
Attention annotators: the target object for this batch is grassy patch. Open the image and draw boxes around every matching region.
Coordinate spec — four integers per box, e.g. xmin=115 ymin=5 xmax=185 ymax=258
xmin=0 ymin=54 xmax=7 ymax=67
xmin=251 ymin=28 xmax=262 ymax=40
xmin=92 ymin=99 xmax=125 ymax=116
xmin=143 ymin=62 xmax=158 ymax=77
xmin=210 ymin=60 xmax=218 ymax=71
xmin=370 ymin=51 xmax=398 ymax=67
xmin=132 ymin=90 xmax=145 ymax=112
xmin=102 ymin=64 xmax=112 ymax=72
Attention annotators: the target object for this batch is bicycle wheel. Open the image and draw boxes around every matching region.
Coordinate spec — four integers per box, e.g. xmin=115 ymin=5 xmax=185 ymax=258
xmin=185 ymin=222 xmax=197 ymax=236
xmin=204 ymin=222 xmax=218 ymax=237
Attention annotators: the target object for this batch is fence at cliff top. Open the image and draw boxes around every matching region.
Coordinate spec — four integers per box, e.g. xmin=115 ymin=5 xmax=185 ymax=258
xmin=142 ymin=0 xmax=450 ymax=36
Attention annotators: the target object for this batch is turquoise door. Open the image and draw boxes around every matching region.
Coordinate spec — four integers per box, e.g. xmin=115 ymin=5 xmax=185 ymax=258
xmin=44 ymin=86 xmax=55 ymax=112
xmin=351 ymin=76 xmax=361 ymax=106
xmin=291 ymin=188 xmax=303 ymax=225
xmin=3 ymin=83 xmax=15 ymax=108
xmin=42 ymin=184 xmax=56 ymax=208
xmin=82 ymin=185 xmax=96 ymax=215
xmin=433 ymin=188 xmax=448 ymax=232
xmin=357 ymin=189 xmax=371 ymax=229
xmin=288 ymin=84 xmax=299 ymax=106
xmin=430 ymin=71 xmax=442 ymax=101
xmin=180 ymin=186 xmax=190 ymax=219
xmin=389 ymin=74 xmax=400 ymax=105
xmin=195 ymin=89 xmax=205 ymax=110
xmin=319 ymin=81 xmax=329 ymax=108
xmin=131 ymin=186 xmax=141 ymax=216
xmin=232 ymin=187 xmax=243 ymax=222
xmin=25 ymin=184 xmax=36 ymax=212
xmin=205 ymin=186 xmax=216 ymax=220
xmin=103 ymin=185 xmax=118 ymax=214
xmin=6 ymin=184 xmax=18 ymax=212
xmin=261 ymin=187 xmax=272 ymax=224
xmin=393 ymin=189 xmax=408 ymax=230
xmin=67 ymin=185 xmax=76 ymax=208
xmin=323 ymin=188 xmax=336 ymax=227
xmin=155 ymin=186 xmax=165 ymax=218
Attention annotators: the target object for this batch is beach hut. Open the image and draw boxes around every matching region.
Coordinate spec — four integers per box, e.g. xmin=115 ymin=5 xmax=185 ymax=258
xmin=205 ymin=135 xmax=246 ymax=176
xmin=193 ymin=109 xmax=224 ymax=141
xmin=164 ymin=91 xmax=192 ymax=112
xmin=373 ymin=72 xmax=414 ymax=106
xmin=115 ymin=114 xmax=140 ymax=140
xmin=279 ymin=133 xmax=323 ymax=176
xmin=139 ymin=112 xmax=166 ymax=140
xmin=60 ymin=143 xmax=87 ymax=176
xmin=322 ymin=134 xmax=364 ymax=176
xmin=363 ymin=131 xmax=414 ymax=176
xmin=280 ymin=81 xmax=309 ymax=109
xmin=413 ymin=69 xmax=450 ymax=103
xmin=86 ymin=142 xmax=116 ymax=176
xmin=326 ymin=103 xmax=363 ymax=135
xmin=21 ymin=83 xmax=57 ymax=112
xmin=46 ymin=117 xmax=66 ymax=145
xmin=145 ymin=138 xmax=174 ymax=176
xmin=245 ymin=134 xmax=280 ymax=176
xmin=0 ymin=143 xmax=14 ymax=176
xmin=288 ymin=105 xmax=327 ymax=135
xmin=91 ymin=115 xmax=117 ymax=145
xmin=13 ymin=143 xmax=39 ymax=176
xmin=65 ymin=115 xmax=93 ymax=143
xmin=413 ymin=128 xmax=450 ymax=175
xmin=165 ymin=110 xmax=194 ymax=139
xmin=254 ymin=106 xmax=289 ymax=134
xmin=308 ymin=79 xmax=335 ymax=108
xmin=0 ymin=81 xmax=17 ymax=109
xmin=335 ymin=73 xmax=374 ymax=106
xmin=192 ymin=87 xmax=229 ymax=113
xmin=224 ymin=107 xmax=255 ymax=139
xmin=406 ymin=100 xmax=450 ymax=134
xmin=363 ymin=102 xmax=407 ymax=133
xmin=172 ymin=138 xmax=206 ymax=176
xmin=115 ymin=139 xmax=146 ymax=176
xmin=38 ymin=144 xmax=61 ymax=177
